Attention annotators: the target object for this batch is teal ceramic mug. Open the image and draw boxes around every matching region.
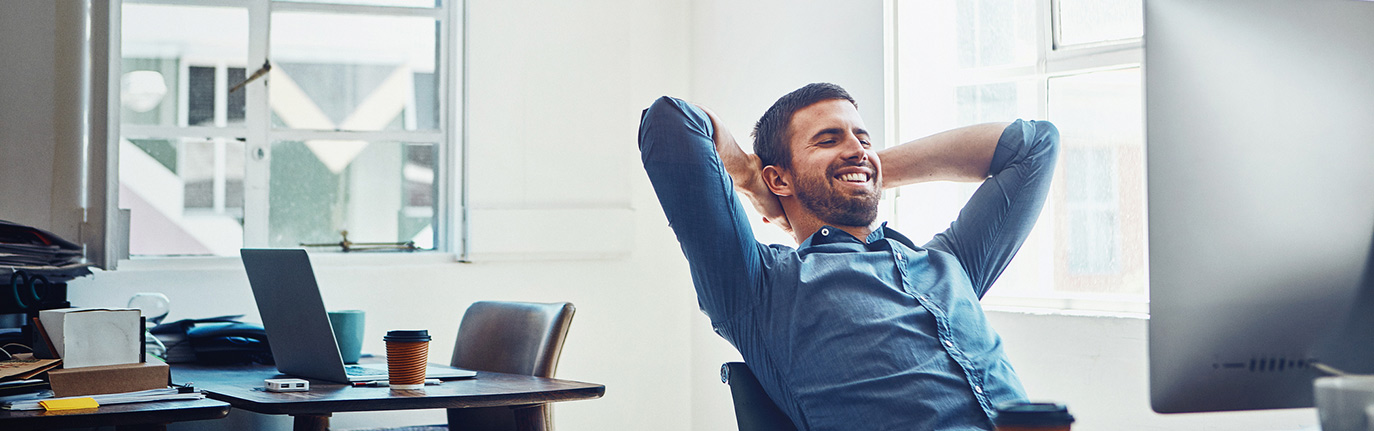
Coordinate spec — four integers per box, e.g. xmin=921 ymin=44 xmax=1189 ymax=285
xmin=327 ymin=310 xmax=366 ymax=364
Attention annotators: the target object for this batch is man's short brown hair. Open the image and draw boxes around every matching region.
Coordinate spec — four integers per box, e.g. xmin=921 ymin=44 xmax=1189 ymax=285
xmin=751 ymin=83 xmax=857 ymax=169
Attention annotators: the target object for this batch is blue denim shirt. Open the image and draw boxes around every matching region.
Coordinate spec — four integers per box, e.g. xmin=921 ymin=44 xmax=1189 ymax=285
xmin=639 ymin=96 xmax=1059 ymax=431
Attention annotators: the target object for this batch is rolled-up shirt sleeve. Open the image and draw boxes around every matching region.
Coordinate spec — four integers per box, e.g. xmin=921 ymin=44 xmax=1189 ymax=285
xmin=925 ymin=119 xmax=1061 ymax=298
xmin=638 ymin=96 xmax=764 ymax=319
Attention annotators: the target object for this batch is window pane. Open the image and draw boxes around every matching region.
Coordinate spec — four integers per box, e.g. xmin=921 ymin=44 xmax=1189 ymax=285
xmin=896 ymin=1 xmax=1039 ymax=144
xmin=181 ymin=140 xmax=247 ymax=214
xmin=184 ymin=66 xmax=247 ymax=127
xmin=268 ymin=141 xmax=436 ymax=250
xmin=1046 ymin=68 xmax=1145 ymax=294
xmin=187 ymin=66 xmax=216 ymax=126
xmin=1065 ymin=147 xmax=1115 ymax=202
xmin=1056 ymin=0 xmax=1143 ymax=47
xmin=955 ymin=81 xmax=1034 ymax=125
xmin=956 ymin=0 xmax=1037 ymax=69
xmin=120 ymin=4 xmax=247 ymax=128
xmin=122 ymin=138 xmax=246 ymax=257
xmin=227 ymin=67 xmax=247 ymax=124
xmin=895 ymin=78 xmax=1036 ymax=252
xmin=896 ymin=0 xmax=1145 ymax=310
xmin=270 ymin=12 xmax=439 ymax=132
xmin=1065 ymin=147 xmax=1119 ymax=275
xmin=1068 ymin=207 xmax=1120 ymax=274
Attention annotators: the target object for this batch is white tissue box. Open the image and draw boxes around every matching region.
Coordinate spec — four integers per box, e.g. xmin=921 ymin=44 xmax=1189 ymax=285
xmin=38 ymin=307 xmax=143 ymax=369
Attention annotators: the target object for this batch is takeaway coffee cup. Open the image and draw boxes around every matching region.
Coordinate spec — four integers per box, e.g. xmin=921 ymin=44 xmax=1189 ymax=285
xmin=384 ymin=329 xmax=431 ymax=390
xmin=328 ymin=310 xmax=365 ymax=364
xmin=1315 ymin=375 xmax=1374 ymax=431
xmin=994 ymin=401 xmax=1074 ymax=431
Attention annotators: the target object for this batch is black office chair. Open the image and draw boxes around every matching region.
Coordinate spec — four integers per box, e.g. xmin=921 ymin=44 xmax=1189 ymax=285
xmin=721 ymin=362 xmax=798 ymax=431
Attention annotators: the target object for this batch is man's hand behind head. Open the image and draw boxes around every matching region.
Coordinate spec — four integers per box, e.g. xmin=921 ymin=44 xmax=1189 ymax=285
xmin=697 ymin=104 xmax=794 ymax=238
xmin=740 ymin=153 xmax=792 ymax=236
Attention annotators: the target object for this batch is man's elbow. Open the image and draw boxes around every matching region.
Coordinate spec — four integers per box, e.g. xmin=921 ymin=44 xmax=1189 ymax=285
xmin=639 ymin=96 xmax=715 ymax=159
xmin=1029 ymin=120 xmax=1061 ymax=166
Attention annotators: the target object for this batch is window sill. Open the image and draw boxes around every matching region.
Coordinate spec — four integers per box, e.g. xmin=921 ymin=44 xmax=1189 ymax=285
xmin=982 ymin=304 xmax=1148 ymax=320
xmin=114 ymin=250 xmax=462 ymax=272
xmin=980 ymin=293 xmax=1149 ymax=318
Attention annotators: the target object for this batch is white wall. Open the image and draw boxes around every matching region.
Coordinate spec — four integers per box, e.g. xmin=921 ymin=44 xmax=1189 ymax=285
xmin=688 ymin=0 xmax=887 ymax=159
xmin=0 ymin=2 xmax=58 ymax=229
xmin=0 ymin=1 xmax=1326 ymax=430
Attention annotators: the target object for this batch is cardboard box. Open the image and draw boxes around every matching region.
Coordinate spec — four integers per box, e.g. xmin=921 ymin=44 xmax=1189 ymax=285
xmin=47 ymin=357 xmax=169 ymax=397
xmin=38 ymin=308 xmax=142 ymax=369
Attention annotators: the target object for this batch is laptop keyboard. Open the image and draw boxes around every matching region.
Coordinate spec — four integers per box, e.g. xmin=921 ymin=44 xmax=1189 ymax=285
xmin=344 ymin=365 xmax=387 ymax=377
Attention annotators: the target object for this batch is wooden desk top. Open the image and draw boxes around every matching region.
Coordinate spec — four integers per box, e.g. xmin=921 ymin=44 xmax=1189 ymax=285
xmin=170 ymin=363 xmax=605 ymax=416
xmin=0 ymin=397 xmax=230 ymax=431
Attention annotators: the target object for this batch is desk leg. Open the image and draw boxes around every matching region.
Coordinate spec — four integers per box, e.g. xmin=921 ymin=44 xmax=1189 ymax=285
xmin=292 ymin=413 xmax=330 ymax=431
xmin=512 ymin=405 xmax=546 ymax=431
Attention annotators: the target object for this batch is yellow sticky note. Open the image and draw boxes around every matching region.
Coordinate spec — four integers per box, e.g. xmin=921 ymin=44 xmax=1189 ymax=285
xmin=40 ymin=397 xmax=99 ymax=411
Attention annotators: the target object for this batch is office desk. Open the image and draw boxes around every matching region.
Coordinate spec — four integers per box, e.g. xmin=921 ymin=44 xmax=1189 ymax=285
xmin=0 ymin=397 xmax=230 ymax=431
xmin=171 ymin=363 xmax=604 ymax=431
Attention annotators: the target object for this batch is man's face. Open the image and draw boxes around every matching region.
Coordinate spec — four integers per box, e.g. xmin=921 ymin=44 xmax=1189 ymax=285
xmin=783 ymin=99 xmax=882 ymax=228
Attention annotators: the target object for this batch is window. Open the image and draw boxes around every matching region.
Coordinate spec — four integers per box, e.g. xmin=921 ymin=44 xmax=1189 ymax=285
xmin=892 ymin=0 xmax=1146 ymax=313
xmin=116 ymin=0 xmax=458 ymax=257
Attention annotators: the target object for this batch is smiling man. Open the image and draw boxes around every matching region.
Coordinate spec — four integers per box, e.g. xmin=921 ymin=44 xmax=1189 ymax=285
xmin=639 ymin=83 xmax=1059 ymax=430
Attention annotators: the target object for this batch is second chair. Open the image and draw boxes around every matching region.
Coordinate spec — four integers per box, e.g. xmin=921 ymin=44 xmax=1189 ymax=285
xmin=446 ymin=301 xmax=576 ymax=431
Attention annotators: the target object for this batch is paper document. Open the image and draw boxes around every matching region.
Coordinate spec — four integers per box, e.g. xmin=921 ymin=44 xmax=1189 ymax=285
xmin=0 ymin=354 xmax=61 ymax=381
xmin=1 ymin=387 xmax=205 ymax=411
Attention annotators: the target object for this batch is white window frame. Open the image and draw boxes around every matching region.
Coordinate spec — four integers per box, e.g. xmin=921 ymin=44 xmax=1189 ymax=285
xmin=886 ymin=0 xmax=1146 ymax=315
xmin=110 ymin=0 xmax=467 ymax=262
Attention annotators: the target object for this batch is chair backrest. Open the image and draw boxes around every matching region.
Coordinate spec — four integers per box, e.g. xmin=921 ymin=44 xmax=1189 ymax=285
xmin=448 ymin=301 xmax=575 ymax=431
xmin=722 ymin=362 xmax=798 ymax=431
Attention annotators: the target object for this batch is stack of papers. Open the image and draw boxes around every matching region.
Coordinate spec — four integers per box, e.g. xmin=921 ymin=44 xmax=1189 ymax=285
xmin=0 ymin=244 xmax=81 ymax=266
xmin=1 ymin=387 xmax=205 ymax=411
xmin=0 ymin=219 xmax=92 ymax=282
xmin=0 ymin=379 xmax=49 ymax=398
xmin=0 ymin=354 xmax=61 ymax=400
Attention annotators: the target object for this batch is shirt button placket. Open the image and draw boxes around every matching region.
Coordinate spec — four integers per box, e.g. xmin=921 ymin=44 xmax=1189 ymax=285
xmin=894 ymin=250 xmax=912 ymax=292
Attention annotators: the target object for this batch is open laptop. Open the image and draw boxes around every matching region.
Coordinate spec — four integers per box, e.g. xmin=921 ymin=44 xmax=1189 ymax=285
xmin=240 ymin=248 xmax=476 ymax=383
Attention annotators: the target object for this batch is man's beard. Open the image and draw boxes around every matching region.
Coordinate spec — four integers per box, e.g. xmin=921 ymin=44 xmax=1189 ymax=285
xmin=792 ymin=161 xmax=881 ymax=228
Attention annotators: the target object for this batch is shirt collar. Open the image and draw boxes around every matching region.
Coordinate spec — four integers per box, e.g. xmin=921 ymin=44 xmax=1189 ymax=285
xmin=798 ymin=222 xmax=891 ymax=246
xmin=797 ymin=222 xmax=921 ymax=251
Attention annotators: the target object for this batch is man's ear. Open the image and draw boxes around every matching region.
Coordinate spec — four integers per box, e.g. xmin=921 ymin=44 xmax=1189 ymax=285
xmin=762 ymin=165 xmax=794 ymax=197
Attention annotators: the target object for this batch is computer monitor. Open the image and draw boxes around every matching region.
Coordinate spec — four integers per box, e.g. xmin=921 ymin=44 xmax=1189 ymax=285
xmin=1146 ymin=0 xmax=1374 ymax=414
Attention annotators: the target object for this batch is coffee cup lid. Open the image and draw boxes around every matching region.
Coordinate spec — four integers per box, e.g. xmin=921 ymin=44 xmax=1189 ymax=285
xmin=384 ymin=329 xmax=431 ymax=342
xmin=994 ymin=401 xmax=1075 ymax=426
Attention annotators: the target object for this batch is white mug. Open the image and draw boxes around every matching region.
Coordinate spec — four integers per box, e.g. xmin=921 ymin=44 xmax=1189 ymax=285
xmin=1315 ymin=376 xmax=1374 ymax=431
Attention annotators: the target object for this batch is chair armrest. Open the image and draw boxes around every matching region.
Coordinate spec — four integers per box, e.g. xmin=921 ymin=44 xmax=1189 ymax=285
xmin=721 ymin=362 xmax=798 ymax=431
